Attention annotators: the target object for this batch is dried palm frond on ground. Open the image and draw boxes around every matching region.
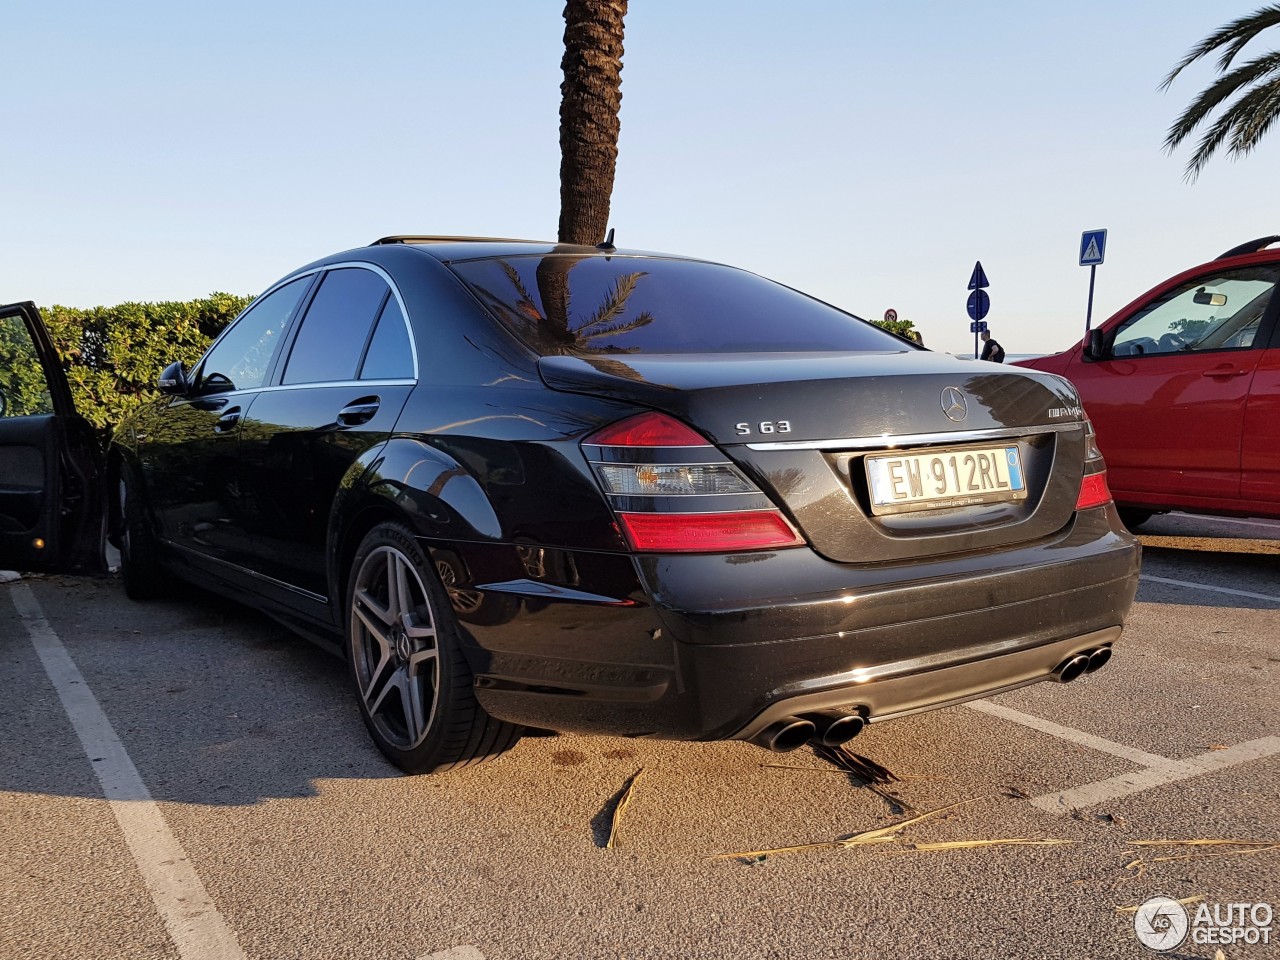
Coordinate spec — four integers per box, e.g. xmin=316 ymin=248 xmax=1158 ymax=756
xmin=908 ymin=839 xmax=1076 ymax=852
xmin=1126 ymin=838 xmax=1280 ymax=865
xmin=1115 ymin=894 xmax=1205 ymax=915
xmin=604 ymin=769 xmax=643 ymax=850
xmin=711 ymin=798 xmax=979 ymax=861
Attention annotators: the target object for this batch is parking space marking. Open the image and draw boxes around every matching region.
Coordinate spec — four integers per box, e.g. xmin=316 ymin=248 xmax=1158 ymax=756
xmin=8 ymin=583 xmax=248 ymax=960
xmin=418 ymin=947 xmax=487 ymax=960
xmin=1181 ymin=515 xmax=1280 ymax=530
xmin=1140 ymin=574 xmax=1280 ymax=604
xmin=964 ymin=700 xmax=1172 ymax=767
xmin=1029 ymin=737 xmax=1280 ymax=813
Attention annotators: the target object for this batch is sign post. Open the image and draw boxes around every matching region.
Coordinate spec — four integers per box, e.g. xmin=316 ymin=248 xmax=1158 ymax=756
xmin=1079 ymin=229 xmax=1107 ymax=334
xmin=966 ymin=261 xmax=990 ymax=358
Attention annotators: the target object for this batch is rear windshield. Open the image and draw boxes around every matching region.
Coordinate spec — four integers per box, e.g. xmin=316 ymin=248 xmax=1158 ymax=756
xmin=449 ymin=254 xmax=910 ymax=355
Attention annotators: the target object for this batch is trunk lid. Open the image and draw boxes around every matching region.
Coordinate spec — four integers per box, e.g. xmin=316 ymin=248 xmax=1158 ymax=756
xmin=540 ymin=352 xmax=1092 ymax=563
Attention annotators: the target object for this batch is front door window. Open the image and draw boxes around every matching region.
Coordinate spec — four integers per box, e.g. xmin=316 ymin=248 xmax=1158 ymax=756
xmin=1109 ymin=266 xmax=1279 ymax=357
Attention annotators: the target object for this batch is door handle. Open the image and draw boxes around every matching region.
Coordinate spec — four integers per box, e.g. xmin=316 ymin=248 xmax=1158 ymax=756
xmin=337 ymin=397 xmax=381 ymax=426
xmin=1201 ymin=366 xmax=1249 ymax=378
xmin=214 ymin=407 xmax=242 ymax=433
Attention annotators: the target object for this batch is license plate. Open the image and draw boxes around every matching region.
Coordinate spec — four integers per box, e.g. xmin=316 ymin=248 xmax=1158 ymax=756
xmin=864 ymin=444 xmax=1027 ymax=515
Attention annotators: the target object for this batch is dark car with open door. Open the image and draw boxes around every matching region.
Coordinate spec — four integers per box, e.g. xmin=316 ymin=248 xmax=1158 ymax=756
xmin=1 ymin=240 xmax=1141 ymax=776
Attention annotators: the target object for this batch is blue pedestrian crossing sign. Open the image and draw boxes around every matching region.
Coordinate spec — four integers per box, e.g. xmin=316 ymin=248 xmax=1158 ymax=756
xmin=1079 ymin=229 xmax=1107 ymax=266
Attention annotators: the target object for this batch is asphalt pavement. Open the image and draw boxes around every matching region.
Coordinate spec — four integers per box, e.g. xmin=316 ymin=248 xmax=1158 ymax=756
xmin=2 ymin=512 xmax=1277 ymax=960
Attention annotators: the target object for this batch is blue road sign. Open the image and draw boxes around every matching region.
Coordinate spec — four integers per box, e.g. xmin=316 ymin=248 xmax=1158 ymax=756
xmin=968 ymin=261 xmax=989 ymax=290
xmin=970 ymin=320 xmax=988 ymax=333
xmin=967 ymin=289 xmax=990 ymax=322
xmin=1080 ymin=229 xmax=1107 ymax=266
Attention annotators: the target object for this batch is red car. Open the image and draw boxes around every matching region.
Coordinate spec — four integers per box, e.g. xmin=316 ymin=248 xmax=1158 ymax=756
xmin=1018 ymin=236 xmax=1280 ymax=528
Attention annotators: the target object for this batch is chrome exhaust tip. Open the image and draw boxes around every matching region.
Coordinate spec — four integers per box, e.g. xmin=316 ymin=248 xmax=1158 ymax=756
xmin=1053 ymin=654 xmax=1091 ymax=684
xmin=1085 ymin=645 xmax=1112 ymax=673
xmin=802 ymin=710 xmax=866 ymax=747
xmin=753 ymin=717 xmax=817 ymax=753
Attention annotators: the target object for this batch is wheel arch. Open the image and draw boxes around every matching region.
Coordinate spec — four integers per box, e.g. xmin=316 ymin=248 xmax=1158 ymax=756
xmin=327 ymin=437 xmax=505 ymax=620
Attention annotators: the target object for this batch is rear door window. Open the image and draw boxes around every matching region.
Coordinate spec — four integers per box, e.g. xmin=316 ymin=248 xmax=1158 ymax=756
xmin=284 ymin=268 xmax=390 ymax=384
xmin=359 ymin=296 xmax=415 ymax=380
xmin=450 ymin=255 xmax=908 ymax=355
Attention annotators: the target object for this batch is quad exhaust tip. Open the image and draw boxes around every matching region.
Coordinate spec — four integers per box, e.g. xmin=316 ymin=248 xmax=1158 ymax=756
xmin=751 ymin=709 xmax=868 ymax=753
xmin=1053 ymin=645 xmax=1113 ymax=683
xmin=802 ymin=710 xmax=866 ymax=748
xmin=752 ymin=717 xmax=817 ymax=753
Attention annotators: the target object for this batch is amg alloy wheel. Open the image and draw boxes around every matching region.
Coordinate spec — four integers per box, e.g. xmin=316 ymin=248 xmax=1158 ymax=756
xmin=346 ymin=522 xmax=522 ymax=773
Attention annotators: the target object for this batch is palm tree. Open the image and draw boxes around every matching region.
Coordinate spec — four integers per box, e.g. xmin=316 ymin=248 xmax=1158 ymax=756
xmin=1162 ymin=5 xmax=1280 ymax=180
xmin=556 ymin=0 xmax=628 ymax=244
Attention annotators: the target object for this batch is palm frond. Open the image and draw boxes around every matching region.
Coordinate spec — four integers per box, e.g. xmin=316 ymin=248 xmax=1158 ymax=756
xmin=1179 ymin=72 xmax=1280 ymax=179
xmin=1165 ymin=50 xmax=1280 ymax=150
xmin=575 ymin=272 xmax=648 ymax=332
xmin=1161 ymin=4 xmax=1280 ymax=89
xmin=499 ymin=260 xmax=543 ymax=320
xmin=1230 ymin=76 xmax=1280 ymax=151
xmin=579 ymin=311 xmax=655 ymax=342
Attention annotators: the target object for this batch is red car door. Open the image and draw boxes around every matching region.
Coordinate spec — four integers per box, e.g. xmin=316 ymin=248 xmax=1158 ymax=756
xmin=1052 ymin=261 xmax=1280 ymax=512
xmin=1240 ymin=327 xmax=1280 ymax=505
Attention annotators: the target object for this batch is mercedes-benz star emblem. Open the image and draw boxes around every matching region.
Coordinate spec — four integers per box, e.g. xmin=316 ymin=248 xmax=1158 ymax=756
xmin=941 ymin=386 xmax=968 ymax=422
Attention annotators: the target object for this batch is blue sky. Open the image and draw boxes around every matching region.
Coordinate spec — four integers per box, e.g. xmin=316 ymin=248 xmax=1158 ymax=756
xmin=4 ymin=1 xmax=1276 ymax=354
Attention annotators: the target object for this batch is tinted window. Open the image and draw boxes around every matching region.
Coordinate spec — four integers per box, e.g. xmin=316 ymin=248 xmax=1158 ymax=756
xmin=284 ymin=268 xmax=389 ymax=384
xmin=359 ymin=297 xmax=414 ymax=380
xmin=1111 ymin=265 xmax=1279 ymax=357
xmin=0 ymin=313 xmax=54 ymax=417
xmin=201 ymin=276 xmax=309 ymax=391
xmin=450 ymin=255 xmax=906 ymax=355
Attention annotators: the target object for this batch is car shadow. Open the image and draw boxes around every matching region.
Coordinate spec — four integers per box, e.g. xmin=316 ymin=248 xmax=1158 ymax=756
xmin=1 ymin=575 xmax=412 ymax=806
xmin=1136 ymin=542 xmax=1280 ymax=611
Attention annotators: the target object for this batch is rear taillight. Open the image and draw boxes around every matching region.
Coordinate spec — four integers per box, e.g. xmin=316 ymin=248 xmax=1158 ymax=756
xmin=1075 ymin=419 xmax=1112 ymax=511
xmin=1075 ymin=472 xmax=1112 ymax=510
xmin=583 ymin=412 xmax=804 ymax=553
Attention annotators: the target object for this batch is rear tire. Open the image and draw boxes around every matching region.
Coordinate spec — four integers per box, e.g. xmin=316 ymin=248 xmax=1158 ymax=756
xmin=117 ymin=467 xmax=169 ymax=600
xmin=346 ymin=522 xmax=522 ymax=774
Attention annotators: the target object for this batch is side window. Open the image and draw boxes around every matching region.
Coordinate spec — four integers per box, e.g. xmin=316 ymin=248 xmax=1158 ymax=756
xmin=283 ymin=268 xmax=389 ymax=385
xmin=1110 ymin=266 xmax=1279 ymax=358
xmin=200 ymin=277 xmax=310 ymax=392
xmin=0 ymin=313 xmax=54 ymax=417
xmin=359 ymin=296 xmax=415 ymax=380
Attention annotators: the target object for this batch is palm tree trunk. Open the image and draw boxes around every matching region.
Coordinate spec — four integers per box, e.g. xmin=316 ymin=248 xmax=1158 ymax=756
xmin=557 ymin=0 xmax=627 ymax=246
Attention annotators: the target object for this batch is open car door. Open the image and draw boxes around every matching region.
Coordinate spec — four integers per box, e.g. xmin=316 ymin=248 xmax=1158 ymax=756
xmin=0 ymin=301 xmax=104 ymax=574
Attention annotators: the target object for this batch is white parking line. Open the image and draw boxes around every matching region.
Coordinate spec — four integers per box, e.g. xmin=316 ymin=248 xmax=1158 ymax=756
xmin=1140 ymin=573 xmax=1280 ymax=604
xmin=8 ymin=583 xmax=247 ymax=960
xmin=1029 ymin=737 xmax=1280 ymax=813
xmin=963 ymin=701 xmax=1172 ymax=767
xmin=1180 ymin=514 xmax=1280 ymax=530
xmin=418 ymin=947 xmax=487 ymax=960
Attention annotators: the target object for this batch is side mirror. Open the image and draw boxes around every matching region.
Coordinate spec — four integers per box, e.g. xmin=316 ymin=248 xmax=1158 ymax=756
xmin=1081 ymin=329 xmax=1106 ymax=362
xmin=157 ymin=361 xmax=189 ymax=396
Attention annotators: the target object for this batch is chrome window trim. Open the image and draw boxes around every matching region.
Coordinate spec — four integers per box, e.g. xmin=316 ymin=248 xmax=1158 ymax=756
xmin=744 ymin=422 xmax=1079 ymax=452
xmin=168 ymin=379 xmax=416 ymax=406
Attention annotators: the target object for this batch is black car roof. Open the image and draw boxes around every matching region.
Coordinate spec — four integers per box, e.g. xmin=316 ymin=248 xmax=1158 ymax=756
xmin=369 ymin=235 xmax=698 ymax=264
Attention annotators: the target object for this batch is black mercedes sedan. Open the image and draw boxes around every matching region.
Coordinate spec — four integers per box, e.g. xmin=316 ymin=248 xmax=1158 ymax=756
xmin=0 ymin=237 xmax=1141 ymax=773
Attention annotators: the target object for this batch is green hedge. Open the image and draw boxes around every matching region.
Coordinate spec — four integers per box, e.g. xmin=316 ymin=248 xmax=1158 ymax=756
xmin=35 ymin=293 xmax=251 ymax=431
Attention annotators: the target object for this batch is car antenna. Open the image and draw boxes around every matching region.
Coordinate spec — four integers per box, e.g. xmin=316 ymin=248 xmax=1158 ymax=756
xmin=596 ymin=228 xmax=616 ymax=252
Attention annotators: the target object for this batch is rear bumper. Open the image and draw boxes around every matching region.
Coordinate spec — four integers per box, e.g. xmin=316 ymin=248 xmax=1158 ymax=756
xmin=463 ymin=511 xmax=1141 ymax=742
